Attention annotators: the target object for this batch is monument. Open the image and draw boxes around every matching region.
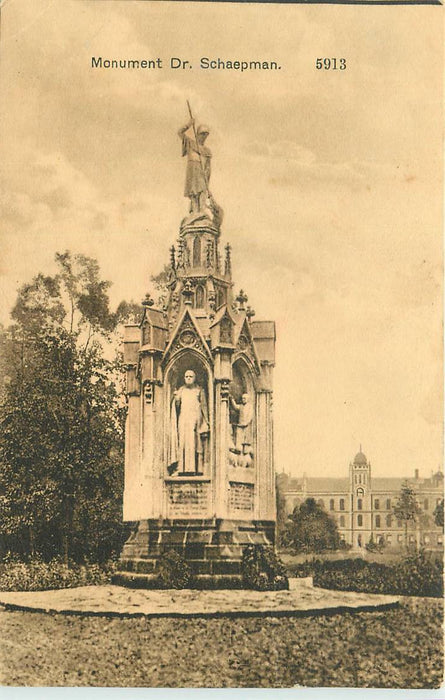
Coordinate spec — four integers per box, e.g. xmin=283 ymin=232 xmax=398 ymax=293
xmin=114 ymin=108 xmax=276 ymax=588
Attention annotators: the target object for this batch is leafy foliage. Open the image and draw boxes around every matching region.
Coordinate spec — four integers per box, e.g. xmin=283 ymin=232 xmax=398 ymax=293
xmin=285 ymin=498 xmax=341 ymax=553
xmin=0 ymin=252 xmax=131 ymax=563
xmin=393 ymin=482 xmax=422 ymax=548
xmin=150 ymin=264 xmax=173 ymax=308
xmin=275 ymin=475 xmax=289 ymax=546
xmin=0 ymin=555 xmax=117 ymax=591
xmin=156 ymin=550 xmax=192 ymax=589
xmin=433 ymin=498 xmax=444 ymax=529
xmin=241 ymin=545 xmax=288 ymax=590
xmin=287 ymin=550 xmax=443 ymax=598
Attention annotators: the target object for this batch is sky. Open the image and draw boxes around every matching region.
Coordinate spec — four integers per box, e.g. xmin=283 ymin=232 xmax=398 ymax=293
xmin=0 ymin=0 xmax=443 ymax=479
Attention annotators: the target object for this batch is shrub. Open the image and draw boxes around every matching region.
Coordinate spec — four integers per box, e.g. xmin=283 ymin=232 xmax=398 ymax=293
xmin=156 ymin=550 xmax=192 ymax=589
xmin=286 ymin=551 xmax=443 ymax=598
xmin=242 ymin=545 xmax=289 ymax=591
xmin=0 ymin=556 xmax=117 ymax=591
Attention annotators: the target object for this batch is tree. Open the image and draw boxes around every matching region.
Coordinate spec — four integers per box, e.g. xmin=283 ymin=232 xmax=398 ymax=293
xmin=0 ymin=252 xmax=132 ymax=563
xmin=287 ymin=498 xmax=340 ymax=553
xmin=433 ymin=498 xmax=444 ymax=529
xmin=150 ymin=264 xmax=173 ymax=308
xmin=393 ymin=481 xmax=421 ymax=550
xmin=275 ymin=475 xmax=290 ymax=547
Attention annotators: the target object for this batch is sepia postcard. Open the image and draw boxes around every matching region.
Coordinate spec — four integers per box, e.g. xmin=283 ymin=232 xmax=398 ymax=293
xmin=0 ymin=0 xmax=443 ymax=693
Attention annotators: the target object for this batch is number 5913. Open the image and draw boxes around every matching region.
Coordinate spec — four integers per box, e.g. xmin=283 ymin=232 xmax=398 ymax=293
xmin=316 ymin=58 xmax=346 ymax=70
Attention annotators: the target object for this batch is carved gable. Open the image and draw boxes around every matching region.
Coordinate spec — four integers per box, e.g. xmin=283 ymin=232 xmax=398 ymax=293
xmin=209 ymin=305 xmax=236 ymax=349
xmin=234 ymin=319 xmax=261 ymax=374
xmin=162 ymin=308 xmax=212 ymax=366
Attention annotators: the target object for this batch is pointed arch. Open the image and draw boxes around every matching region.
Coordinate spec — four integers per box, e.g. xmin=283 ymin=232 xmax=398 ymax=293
xmin=195 ymin=284 xmax=205 ymax=308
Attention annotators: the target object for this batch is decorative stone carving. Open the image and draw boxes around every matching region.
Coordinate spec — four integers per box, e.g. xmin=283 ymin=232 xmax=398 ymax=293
xmin=144 ymin=383 xmax=154 ymax=405
xmin=220 ymin=379 xmax=230 ymax=402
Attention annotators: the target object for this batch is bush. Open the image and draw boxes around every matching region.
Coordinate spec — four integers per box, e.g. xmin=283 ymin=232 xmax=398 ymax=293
xmin=0 ymin=555 xmax=117 ymax=591
xmin=242 ymin=545 xmax=289 ymax=591
xmin=287 ymin=550 xmax=443 ymax=598
xmin=156 ymin=550 xmax=192 ymax=589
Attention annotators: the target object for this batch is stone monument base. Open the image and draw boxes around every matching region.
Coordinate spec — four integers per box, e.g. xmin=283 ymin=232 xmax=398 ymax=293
xmin=112 ymin=518 xmax=275 ymax=589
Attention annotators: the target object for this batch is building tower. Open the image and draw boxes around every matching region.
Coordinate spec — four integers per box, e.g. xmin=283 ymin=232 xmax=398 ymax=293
xmin=349 ymin=447 xmax=372 ymax=548
xmin=114 ymin=113 xmax=276 ymax=588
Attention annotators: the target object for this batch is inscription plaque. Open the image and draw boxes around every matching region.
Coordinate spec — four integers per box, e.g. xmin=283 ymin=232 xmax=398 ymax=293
xmin=229 ymin=481 xmax=254 ymax=512
xmin=167 ymin=481 xmax=210 ymax=518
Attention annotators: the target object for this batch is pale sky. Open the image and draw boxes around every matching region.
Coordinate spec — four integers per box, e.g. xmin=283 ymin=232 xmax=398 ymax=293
xmin=0 ymin=0 xmax=443 ymax=478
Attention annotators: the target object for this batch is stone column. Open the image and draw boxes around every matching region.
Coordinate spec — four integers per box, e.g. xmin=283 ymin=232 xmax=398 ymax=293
xmin=123 ymin=389 xmax=142 ymax=521
xmin=214 ymin=379 xmax=230 ymax=517
xmin=256 ymin=389 xmax=275 ymax=521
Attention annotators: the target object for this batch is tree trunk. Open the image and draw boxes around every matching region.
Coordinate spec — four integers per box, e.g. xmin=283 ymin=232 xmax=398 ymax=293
xmin=28 ymin=525 xmax=35 ymax=558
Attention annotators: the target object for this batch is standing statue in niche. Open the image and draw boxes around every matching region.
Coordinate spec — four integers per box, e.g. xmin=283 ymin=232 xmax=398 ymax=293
xmin=229 ymin=393 xmax=254 ymax=467
xmin=168 ymin=370 xmax=209 ymax=475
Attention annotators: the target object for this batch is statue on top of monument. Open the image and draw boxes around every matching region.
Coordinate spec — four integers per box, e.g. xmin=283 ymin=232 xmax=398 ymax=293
xmin=178 ymin=118 xmax=211 ymax=214
xmin=168 ymin=369 xmax=209 ymax=475
xmin=178 ymin=103 xmax=224 ymax=228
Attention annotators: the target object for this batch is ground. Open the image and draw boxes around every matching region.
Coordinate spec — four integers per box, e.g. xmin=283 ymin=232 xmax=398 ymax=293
xmin=0 ymin=597 xmax=442 ymax=688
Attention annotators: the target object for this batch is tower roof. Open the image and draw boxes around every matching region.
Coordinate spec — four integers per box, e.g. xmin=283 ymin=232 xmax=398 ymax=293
xmin=353 ymin=447 xmax=368 ymax=465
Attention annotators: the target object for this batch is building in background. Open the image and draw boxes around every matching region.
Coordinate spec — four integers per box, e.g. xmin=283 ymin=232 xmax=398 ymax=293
xmin=279 ymin=449 xmax=444 ymax=550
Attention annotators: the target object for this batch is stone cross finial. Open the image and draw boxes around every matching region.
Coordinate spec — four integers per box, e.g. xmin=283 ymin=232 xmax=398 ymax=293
xmin=246 ymin=306 xmax=255 ymax=320
xmin=236 ymin=289 xmax=248 ymax=311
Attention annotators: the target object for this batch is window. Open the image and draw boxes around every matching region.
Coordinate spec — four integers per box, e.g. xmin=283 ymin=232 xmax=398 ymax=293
xmin=357 ymin=515 xmax=363 ymax=527
xmin=340 ymin=515 xmax=345 ymax=527
xmin=386 ymin=499 xmax=391 ymax=510
xmin=195 ymin=285 xmax=205 ymax=308
xmin=142 ymin=323 xmax=151 ymax=346
xmin=357 ymin=498 xmax=363 ymax=511
xmin=409 ymin=535 xmax=415 ymax=543
xmin=340 ymin=498 xmax=345 ymax=511
xmin=386 ymin=534 xmax=392 ymax=544
xmin=357 ymin=488 xmax=364 ymax=497
xmin=317 ymin=499 xmax=325 ymax=508
xmin=217 ymin=287 xmax=226 ymax=308
xmin=375 ymin=515 xmax=381 ymax=528
xmin=363 ymin=474 xmax=366 ymax=484
xmin=386 ymin=515 xmax=392 ymax=527
xmin=397 ymin=534 xmax=403 ymax=543
xmin=397 ymin=519 xmax=402 ymax=528
xmin=438 ymin=535 xmax=443 ymax=545
xmin=424 ymin=499 xmax=429 ymax=511
xmin=329 ymin=499 xmax=335 ymax=511
xmin=193 ymin=236 xmax=201 ymax=266
xmin=424 ymin=535 xmax=430 ymax=545
xmin=374 ymin=499 xmax=380 ymax=510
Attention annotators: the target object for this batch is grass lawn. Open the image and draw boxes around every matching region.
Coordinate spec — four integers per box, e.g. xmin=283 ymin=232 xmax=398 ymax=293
xmin=0 ymin=597 xmax=442 ymax=688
